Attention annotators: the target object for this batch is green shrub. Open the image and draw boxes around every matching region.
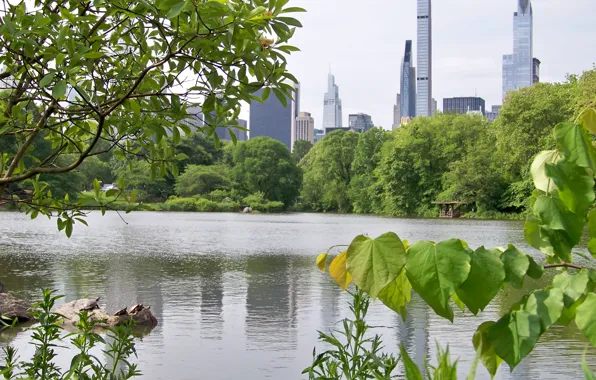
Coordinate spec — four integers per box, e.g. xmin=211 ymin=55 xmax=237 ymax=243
xmin=195 ymin=198 xmax=219 ymax=212
xmin=163 ymin=197 xmax=197 ymax=211
xmin=259 ymin=201 xmax=285 ymax=213
xmin=217 ymin=201 xmax=241 ymax=212
xmin=242 ymin=192 xmax=266 ymax=207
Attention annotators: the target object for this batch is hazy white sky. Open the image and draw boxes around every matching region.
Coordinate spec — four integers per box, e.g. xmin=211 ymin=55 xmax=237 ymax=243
xmin=247 ymin=0 xmax=595 ymax=130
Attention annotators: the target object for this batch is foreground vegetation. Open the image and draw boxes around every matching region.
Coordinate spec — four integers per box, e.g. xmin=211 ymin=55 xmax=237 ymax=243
xmin=315 ymin=106 xmax=596 ymax=378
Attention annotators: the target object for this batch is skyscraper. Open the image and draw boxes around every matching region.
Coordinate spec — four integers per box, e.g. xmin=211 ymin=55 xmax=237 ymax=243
xmin=295 ymin=112 xmax=315 ymax=144
xmin=400 ymin=40 xmax=416 ymax=120
xmin=348 ymin=113 xmax=374 ymax=133
xmin=502 ymin=0 xmax=534 ymax=99
xmin=249 ymin=83 xmax=299 ymax=150
xmin=416 ymin=0 xmax=432 ymax=117
xmin=393 ymin=94 xmax=401 ymax=129
xmin=443 ymin=97 xmax=486 ymax=115
xmin=533 ymin=57 xmax=541 ymax=83
xmin=323 ymin=71 xmax=342 ymax=130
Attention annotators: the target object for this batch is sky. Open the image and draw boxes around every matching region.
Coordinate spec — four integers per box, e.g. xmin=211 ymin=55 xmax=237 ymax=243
xmin=242 ymin=0 xmax=595 ymax=130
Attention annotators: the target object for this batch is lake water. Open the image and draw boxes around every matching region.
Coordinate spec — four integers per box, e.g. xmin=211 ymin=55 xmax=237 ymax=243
xmin=0 ymin=212 xmax=594 ymax=379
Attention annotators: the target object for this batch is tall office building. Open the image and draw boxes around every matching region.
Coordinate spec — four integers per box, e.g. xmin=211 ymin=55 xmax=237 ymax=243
xmin=431 ymin=98 xmax=438 ymax=114
xmin=533 ymin=58 xmax=541 ymax=83
xmin=314 ymin=128 xmax=325 ymax=143
xmin=348 ymin=113 xmax=374 ymax=133
xmin=323 ymin=71 xmax=342 ymax=130
xmin=393 ymin=94 xmax=401 ymax=129
xmin=443 ymin=97 xmax=486 ymax=115
xmin=502 ymin=0 xmax=534 ymax=99
xmin=249 ymin=83 xmax=299 ymax=150
xmin=416 ymin=0 xmax=432 ymax=117
xmin=295 ymin=112 xmax=315 ymax=144
xmin=400 ymin=40 xmax=416 ymax=120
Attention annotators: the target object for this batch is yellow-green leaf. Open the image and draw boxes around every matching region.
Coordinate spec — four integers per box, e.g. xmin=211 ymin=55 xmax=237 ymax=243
xmin=530 ymin=150 xmax=559 ymax=193
xmin=316 ymin=252 xmax=327 ymax=272
xmin=580 ymin=108 xmax=596 ymax=134
xmin=576 ymin=293 xmax=596 ymax=346
xmin=473 ymin=321 xmax=504 ymax=378
xmin=346 ymin=232 xmax=407 ymax=298
xmin=378 ymin=269 xmax=411 ymax=320
xmin=329 ymin=251 xmax=351 ymax=290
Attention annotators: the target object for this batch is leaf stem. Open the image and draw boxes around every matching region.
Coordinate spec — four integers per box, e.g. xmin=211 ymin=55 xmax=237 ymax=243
xmin=544 ymin=262 xmax=583 ymax=270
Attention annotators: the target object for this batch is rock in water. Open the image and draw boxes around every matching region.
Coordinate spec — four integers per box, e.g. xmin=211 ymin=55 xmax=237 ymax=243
xmin=0 ymin=293 xmax=32 ymax=323
xmin=56 ymin=299 xmax=158 ymax=328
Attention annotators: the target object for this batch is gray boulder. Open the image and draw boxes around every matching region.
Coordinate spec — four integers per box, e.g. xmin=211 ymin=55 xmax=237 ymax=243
xmin=56 ymin=299 xmax=158 ymax=328
xmin=0 ymin=293 xmax=32 ymax=323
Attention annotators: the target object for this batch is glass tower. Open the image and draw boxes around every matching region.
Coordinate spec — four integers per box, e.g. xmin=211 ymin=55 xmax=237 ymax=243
xmin=502 ymin=0 xmax=533 ymax=99
xmin=400 ymin=40 xmax=416 ymax=120
xmin=322 ymin=72 xmax=342 ymax=130
xmin=416 ymin=0 xmax=432 ymax=117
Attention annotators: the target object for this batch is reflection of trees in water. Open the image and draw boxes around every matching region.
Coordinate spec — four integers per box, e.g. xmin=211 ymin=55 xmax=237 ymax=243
xmin=0 ymin=252 xmax=56 ymax=300
xmin=244 ymin=255 xmax=299 ymax=352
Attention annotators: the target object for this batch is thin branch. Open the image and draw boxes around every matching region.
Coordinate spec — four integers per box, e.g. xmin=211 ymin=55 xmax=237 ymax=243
xmin=544 ymin=262 xmax=583 ymax=270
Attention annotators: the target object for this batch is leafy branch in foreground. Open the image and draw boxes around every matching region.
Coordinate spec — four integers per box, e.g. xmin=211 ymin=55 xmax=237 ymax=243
xmin=316 ymin=107 xmax=596 ymax=378
xmin=1 ymin=289 xmax=140 ymax=379
xmin=0 ymin=0 xmax=303 ymax=234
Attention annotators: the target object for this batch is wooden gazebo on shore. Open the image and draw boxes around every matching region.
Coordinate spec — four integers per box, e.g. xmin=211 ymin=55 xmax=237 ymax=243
xmin=432 ymin=201 xmax=470 ymax=218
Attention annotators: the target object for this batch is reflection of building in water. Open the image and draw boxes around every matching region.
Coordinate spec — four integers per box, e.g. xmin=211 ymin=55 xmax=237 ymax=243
xmin=197 ymin=257 xmax=225 ymax=340
xmin=244 ymin=256 xmax=298 ymax=351
xmin=318 ymin=276 xmax=342 ymax=330
xmin=395 ymin=294 xmax=429 ymax=371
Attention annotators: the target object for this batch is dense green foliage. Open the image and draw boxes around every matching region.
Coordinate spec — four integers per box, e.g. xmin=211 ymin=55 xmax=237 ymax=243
xmin=0 ymin=0 xmax=303 ymax=230
xmin=299 ymin=69 xmax=596 ymax=217
xmin=317 ymin=106 xmax=596 ymax=377
xmin=1 ymin=290 xmax=139 ymax=379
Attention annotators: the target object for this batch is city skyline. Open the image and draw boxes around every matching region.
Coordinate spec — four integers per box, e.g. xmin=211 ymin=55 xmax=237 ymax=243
xmin=260 ymin=0 xmax=595 ymax=130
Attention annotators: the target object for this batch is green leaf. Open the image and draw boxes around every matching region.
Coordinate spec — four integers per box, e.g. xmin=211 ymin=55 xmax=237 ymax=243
xmin=83 ymin=51 xmax=104 ymax=58
xmin=93 ymin=178 xmax=100 ymax=197
xmin=400 ymin=345 xmax=423 ymax=380
xmin=473 ymin=322 xmax=503 ymax=379
xmin=452 ymin=292 xmax=466 ymax=312
xmin=405 ymin=239 xmax=471 ymax=321
xmin=526 ymin=256 xmax=544 ymax=279
xmin=501 ymin=245 xmax=529 ymax=288
xmin=530 ymin=150 xmax=559 ymax=193
xmin=552 ymin=270 xmax=592 ymax=325
xmin=378 ymin=268 xmax=411 ymax=320
xmin=523 ymin=288 xmax=564 ymax=332
xmin=588 ymin=210 xmax=596 ymax=258
xmin=261 ymin=87 xmax=270 ymax=102
xmin=279 ymin=6 xmax=307 ymax=13
xmin=329 ymin=251 xmax=351 ymax=290
xmin=52 ymin=80 xmax=67 ymax=99
xmin=580 ymin=108 xmax=596 ymax=134
xmin=277 ymin=16 xmax=303 ymax=27
xmin=533 ymin=195 xmax=584 ymax=262
xmin=554 ymin=122 xmax=596 ymax=170
xmin=456 ymin=247 xmax=505 ymax=314
xmin=487 ymin=310 xmax=542 ymax=369
xmin=273 ymin=88 xmax=287 ymax=108
xmin=65 ymin=221 xmax=73 ymax=238
xmin=166 ymin=1 xmax=187 ymax=19
xmin=545 ymin=160 xmax=595 ymax=214
xmin=346 ymin=232 xmax=407 ymax=298
xmin=575 ymin=293 xmax=596 ymax=346
xmin=583 ymin=350 xmax=596 ymax=380
xmin=40 ymin=72 xmax=55 ymax=88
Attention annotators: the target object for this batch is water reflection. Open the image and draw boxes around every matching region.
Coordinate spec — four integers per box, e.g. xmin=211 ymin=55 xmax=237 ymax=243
xmin=0 ymin=212 xmax=594 ymax=379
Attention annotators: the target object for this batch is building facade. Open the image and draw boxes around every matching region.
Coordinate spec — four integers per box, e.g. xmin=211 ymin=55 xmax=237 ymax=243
xmin=502 ymin=0 xmax=534 ymax=99
xmin=249 ymin=84 xmax=299 ymax=150
xmin=416 ymin=0 xmax=432 ymax=117
xmin=485 ymin=105 xmax=502 ymax=122
xmin=431 ymin=98 xmax=438 ymax=114
xmin=295 ymin=112 xmax=315 ymax=144
xmin=400 ymin=40 xmax=416 ymax=120
xmin=393 ymin=93 xmax=401 ymax=129
xmin=314 ymin=128 xmax=325 ymax=143
xmin=323 ymin=72 xmax=343 ymax=131
xmin=533 ymin=57 xmax=541 ymax=83
xmin=348 ymin=113 xmax=374 ymax=133
xmin=443 ymin=97 xmax=486 ymax=115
